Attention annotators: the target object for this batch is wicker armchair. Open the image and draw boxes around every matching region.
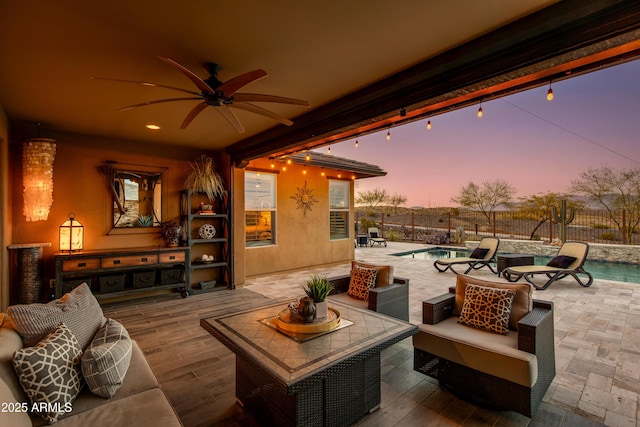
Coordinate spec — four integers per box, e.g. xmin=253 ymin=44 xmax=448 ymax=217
xmin=327 ymin=274 xmax=409 ymax=321
xmin=413 ymin=277 xmax=555 ymax=417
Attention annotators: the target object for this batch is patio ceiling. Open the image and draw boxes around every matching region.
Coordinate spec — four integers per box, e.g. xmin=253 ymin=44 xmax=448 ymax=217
xmin=1 ymin=1 xmax=639 ymax=165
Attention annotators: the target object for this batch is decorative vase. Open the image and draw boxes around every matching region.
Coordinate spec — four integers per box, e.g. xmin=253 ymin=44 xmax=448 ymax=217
xmin=314 ymin=301 xmax=328 ymax=319
xmin=297 ymin=297 xmax=316 ymax=323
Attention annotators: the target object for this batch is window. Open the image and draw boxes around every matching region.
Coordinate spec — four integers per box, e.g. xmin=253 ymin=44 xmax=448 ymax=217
xmin=245 ymin=171 xmax=276 ymax=246
xmin=329 ymin=180 xmax=350 ymax=240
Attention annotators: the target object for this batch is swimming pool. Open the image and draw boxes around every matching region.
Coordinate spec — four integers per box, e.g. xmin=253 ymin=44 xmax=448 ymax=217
xmin=391 ymin=247 xmax=640 ymax=284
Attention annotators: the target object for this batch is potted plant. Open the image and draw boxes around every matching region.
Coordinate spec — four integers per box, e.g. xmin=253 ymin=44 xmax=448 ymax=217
xmin=303 ymin=274 xmax=334 ymax=319
xmin=184 ymin=155 xmax=225 ymax=204
xmin=159 ymin=221 xmax=182 ymax=247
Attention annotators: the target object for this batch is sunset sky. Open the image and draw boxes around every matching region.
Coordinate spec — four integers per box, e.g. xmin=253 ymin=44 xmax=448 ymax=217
xmin=316 ymin=58 xmax=640 ymax=208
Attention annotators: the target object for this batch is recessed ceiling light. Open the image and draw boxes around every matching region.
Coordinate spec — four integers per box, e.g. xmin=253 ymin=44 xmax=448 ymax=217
xmin=145 ymin=124 xmax=161 ymax=130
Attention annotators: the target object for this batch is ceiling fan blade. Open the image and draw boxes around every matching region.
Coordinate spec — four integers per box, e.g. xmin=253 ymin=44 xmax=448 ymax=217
xmin=217 ymin=69 xmax=268 ymax=96
xmin=180 ymin=102 xmax=208 ymax=129
xmin=158 ymin=56 xmax=215 ymax=94
xmin=216 ymin=105 xmax=245 ymax=133
xmin=233 ymin=93 xmax=310 ymax=106
xmin=119 ymin=97 xmax=202 ymax=111
xmin=91 ymin=77 xmax=200 ymax=96
xmin=231 ymin=102 xmax=293 ymax=126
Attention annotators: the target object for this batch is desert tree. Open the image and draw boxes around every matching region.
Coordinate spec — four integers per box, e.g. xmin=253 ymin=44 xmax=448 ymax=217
xmin=451 ymin=179 xmax=516 ymax=223
xmin=570 ymin=166 xmax=640 ymax=243
xmin=518 ymin=192 xmax=584 ymax=240
xmin=355 ymin=188 xmax=389 ymax=213
xmin=389 ymin=193 xmax=407 ymax=214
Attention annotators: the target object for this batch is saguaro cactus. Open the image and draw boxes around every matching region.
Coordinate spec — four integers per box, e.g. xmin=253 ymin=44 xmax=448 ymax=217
xmin=551 ymin=199 xmax=575 ymax=243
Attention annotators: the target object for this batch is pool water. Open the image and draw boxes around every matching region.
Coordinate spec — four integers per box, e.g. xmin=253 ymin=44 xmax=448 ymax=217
xmin=392 ymin=247 xmax=640 ymax=284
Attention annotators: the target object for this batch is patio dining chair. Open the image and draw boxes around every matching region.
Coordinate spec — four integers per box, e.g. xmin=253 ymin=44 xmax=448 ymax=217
xmin=433 ymin=237 xmax=500 ymax=275
xmin=502 ymin=241 xmax=593 ymax=290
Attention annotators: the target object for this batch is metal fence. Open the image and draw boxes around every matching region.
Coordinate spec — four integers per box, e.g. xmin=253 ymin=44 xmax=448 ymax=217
xmin=355 ymin=208 xmax=640 ymax=245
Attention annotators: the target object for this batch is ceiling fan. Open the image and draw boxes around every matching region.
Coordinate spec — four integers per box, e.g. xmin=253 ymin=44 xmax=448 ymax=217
xmin=94 ymin=56 xmax=309 ymax=133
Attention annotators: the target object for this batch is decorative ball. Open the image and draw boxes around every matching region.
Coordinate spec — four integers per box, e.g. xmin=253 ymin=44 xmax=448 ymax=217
xmin=198 ymin=224 xmax=216 ymax=239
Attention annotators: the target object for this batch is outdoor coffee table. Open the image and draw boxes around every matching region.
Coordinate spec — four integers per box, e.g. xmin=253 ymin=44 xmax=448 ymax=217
xmin=201 ymin=300 xmax=417 ymax=426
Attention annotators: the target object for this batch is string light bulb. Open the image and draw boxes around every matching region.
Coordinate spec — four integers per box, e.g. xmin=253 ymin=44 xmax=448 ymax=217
xmin=426 ymin=120 xmax=432 ymax=130
xmin=303 ymin=165 xmax=307 ymax=175
xmin=270 ymin=160 xmax=275 ymax=168
xmin=321 ymin=168 xmax=325 ymax=176
xmin=386 ymin=128 xmax=391 ymax=141
xmin=305 ymin=153 xmax=311 ymax=161
xmin=355 ymin=139 xmax=359 ymax=148
xmin=477 ymin=103 xmax=483 ymax=118
xmin=287 ymin=158 xmax=292 ymax=165
xmin=327 ymin=146 xmax=331 ymax=154
xmin=546 ymin=82 xmax=554 ymax=101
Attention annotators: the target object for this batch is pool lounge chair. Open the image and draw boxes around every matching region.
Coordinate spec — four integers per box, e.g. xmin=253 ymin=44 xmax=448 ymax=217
xmin=368 ymin=227 xmax=387 ymax=247
xmin=433 ymin=237 xmax=500 ymax=275
xmin=502 ymin=241 xmax=593 ymax=290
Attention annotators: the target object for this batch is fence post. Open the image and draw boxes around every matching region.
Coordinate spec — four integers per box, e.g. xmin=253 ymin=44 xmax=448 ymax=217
xmin=492 ymin=211 xmax=496 ymax=237
xmin=549 ymin=210 xmax=553 ymax=243
xmin=411 ymin=210 xmax=415 ymax=241
xmin=622 ymin=209 xmax=627 ymax=245
xmin=381 ymin=212 xmax=385 ymax=237
xmin=448 ymin=211 xmax=451 ymax=236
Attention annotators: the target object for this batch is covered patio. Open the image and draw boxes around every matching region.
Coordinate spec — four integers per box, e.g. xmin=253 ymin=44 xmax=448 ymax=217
xmin=104 ymin=241 xmax=638 ymax=426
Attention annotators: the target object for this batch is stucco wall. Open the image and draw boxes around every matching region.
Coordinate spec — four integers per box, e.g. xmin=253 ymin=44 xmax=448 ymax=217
xmin=237 ymin=158 xmax=355 ymax=281
xmin=5 ymin=126 xmax=209 ymax=304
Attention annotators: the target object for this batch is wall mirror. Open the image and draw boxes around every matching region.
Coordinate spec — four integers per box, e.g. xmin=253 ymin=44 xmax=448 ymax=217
xmin=102 ymin=162 xmax=167 ymax=232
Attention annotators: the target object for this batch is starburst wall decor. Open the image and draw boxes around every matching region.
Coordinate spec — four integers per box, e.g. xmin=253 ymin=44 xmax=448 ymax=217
xmin=291 ymin=180 xmax=318 ymax=216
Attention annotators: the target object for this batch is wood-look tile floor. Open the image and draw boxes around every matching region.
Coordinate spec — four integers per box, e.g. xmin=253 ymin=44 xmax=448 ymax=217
xmin=102 ymin=273 xmax=606 ymax=427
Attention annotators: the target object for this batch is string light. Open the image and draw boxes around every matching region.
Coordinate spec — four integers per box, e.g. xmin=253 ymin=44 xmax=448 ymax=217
xmin=386 ymin=127 xmax=391 ymax=140
xmin=327 ymin=146 xmax=331 ymax=154
xmin=287 ymin=158 xmax=292 ymax=165
xmin=270 ymin=159 xmax=275 ymax=168
xmin=354 ymin=139 xmax=359 ymax=148
xmin=477 ymin=102 xmax=483 ymax=118
xmin=321 ymin=168 xmax=325 ymax=176
xmin=305 ymin=152 xmax=311 ymax=161
xmin=546 ymin=82 xmax=554 ymax=101
xmin=426 ymin=120 xmax=432 ymax=130
xmin=303 ymin=165 xmax=307 ymax=175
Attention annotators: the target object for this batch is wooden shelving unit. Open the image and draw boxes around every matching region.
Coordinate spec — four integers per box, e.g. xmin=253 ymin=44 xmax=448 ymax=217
xmin=180 ymin=189 xmax=233 ymax=292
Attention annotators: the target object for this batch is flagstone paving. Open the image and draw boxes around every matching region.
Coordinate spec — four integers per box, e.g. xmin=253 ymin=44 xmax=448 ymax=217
xmin=243 ymin=241 xmax=640 ymax=426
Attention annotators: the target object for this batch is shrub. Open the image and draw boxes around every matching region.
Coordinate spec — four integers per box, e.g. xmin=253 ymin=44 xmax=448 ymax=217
xmin=387 ymin=230 xmax=400 ymax=241
xmin=592 ymin=223 xmax=610 ymax=229
xmin=599 ymin=232 xmax=618 ymax=241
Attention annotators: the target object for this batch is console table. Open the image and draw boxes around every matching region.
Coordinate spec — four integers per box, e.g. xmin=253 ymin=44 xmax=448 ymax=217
xmin=54 ymin=247 xmax=190 ymax=300
xmin=201 ymin=300 xmax=417 ymax=426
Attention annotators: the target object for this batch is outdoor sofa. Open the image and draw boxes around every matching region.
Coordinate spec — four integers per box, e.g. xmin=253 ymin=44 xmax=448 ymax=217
xmin=0 ymin=283 xmax=181 ymax=426
xmin=328 ymin=261 xmax=409 ymax=321
xmin=413 ymin=274 xmax=555 ymax=417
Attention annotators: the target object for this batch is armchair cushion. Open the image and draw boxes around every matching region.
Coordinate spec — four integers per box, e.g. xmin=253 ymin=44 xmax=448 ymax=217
xmin=458 ymin=284 xmax=515 ymax=335
xmin=347 ymin=266 xmax=378 ymax=301
xmin=453 ymin=274 xmax=533 ymax=330
xmin=414 ymin=318 xmax=538 ymax=387
xmin=351 ymin=261 xmax=393 ymax=287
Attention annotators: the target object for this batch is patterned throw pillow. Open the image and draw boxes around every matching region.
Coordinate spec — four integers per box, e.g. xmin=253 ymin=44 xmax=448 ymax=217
xmin=82 ymin=318 xmax=132 ymax=398
xmin=12 ymin=323 xmax=84 ymax=424
xmin=458 ymin=284 xmax=516 ymax=335
xmin=8 ymin=283 xmax=106 ymax=349
xmin=347 ymin=266 xmax=378 ymax=301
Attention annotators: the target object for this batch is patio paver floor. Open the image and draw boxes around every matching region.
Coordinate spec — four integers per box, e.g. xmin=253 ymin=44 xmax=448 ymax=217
xmin=243 ymin=241 xmax=639 ymax=426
